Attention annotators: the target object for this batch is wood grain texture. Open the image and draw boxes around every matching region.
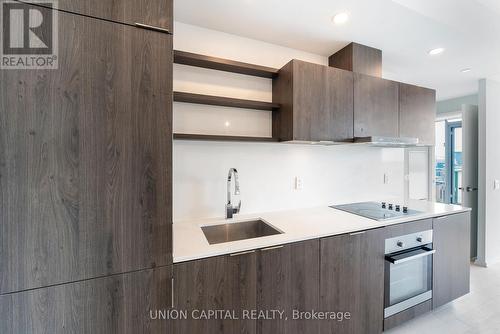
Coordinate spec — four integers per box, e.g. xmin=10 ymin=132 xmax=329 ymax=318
xmin=174 ymin=91 xmax=280 ymax=111
xmin=383 ymin=300 xmax=432 ymax=331
xmin=173 ymin=252 xmax=257 ymax=334
xmin=15 ymin=0 xmax=172 ymax=31
xmin=329 ymin=42 xmax=382 ymax=77
xmin=0 ymin=9 xmax=172 ymax=294
xmin=174 ymin=50 xmax=279 ymax=78
xmin=320 ymin=229 xmax=385 ymax=334
xmin=273 ymin=60 xmax=353 ymax=142
xmin=257 ymin=240 xmax=320 ymax=334
xmin=173 ymin=133 xmax=278 ymax=142
xmin=399 ymin=83 xmax=436 ymax=145
xmin=0 ymin=266 xmax=172 ymax=334
xmin=354 ymin=73 xmax=399 ymax=138
xmin=433 ymin=212 xmax=471 ymax=309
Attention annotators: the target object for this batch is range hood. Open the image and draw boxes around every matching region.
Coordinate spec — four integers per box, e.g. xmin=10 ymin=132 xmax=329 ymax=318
xmin=354 ymin=136 xmax=420 ymax=147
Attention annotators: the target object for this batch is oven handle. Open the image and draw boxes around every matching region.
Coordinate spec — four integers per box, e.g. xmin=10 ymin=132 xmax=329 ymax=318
xmin=386 ymin=247 xmax=436 ymax=264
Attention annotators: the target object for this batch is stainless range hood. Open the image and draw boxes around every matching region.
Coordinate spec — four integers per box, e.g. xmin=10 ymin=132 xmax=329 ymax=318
xmin=354 ymin=136 xmax=420 ymax=147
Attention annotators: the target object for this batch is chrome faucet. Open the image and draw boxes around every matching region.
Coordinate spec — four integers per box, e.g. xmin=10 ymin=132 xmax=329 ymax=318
xmin=226 ymin=168 xmax=241 ymax=219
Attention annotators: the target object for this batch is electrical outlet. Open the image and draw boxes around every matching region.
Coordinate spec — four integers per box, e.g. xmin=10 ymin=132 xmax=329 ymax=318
xmin=494 ymin=180 xmax=500 ymax=190
xmin=295 ymin=176 xmax=303 ymax=190
xmin=384 ymin=173 xmax=389 ymax=184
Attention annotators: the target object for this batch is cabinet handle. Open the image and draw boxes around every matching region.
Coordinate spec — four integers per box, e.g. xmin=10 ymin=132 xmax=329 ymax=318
xmin=171 ymin=277 xmax=175 ymax=309
xmin=230 ymin=250 xmax=256 ymax=257
xmin=350 ymin=231 xmax=366 ymax=236
xmin=261 ymin=245 xmax=284 ymax=252
xmin=134 ymin=23 xmax=171 ymax=34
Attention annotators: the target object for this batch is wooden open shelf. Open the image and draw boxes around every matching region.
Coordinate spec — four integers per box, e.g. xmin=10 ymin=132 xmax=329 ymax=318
xmin=174 ymin=50 xmax=279 ymax=79
xmin=173 ymin=133 xmax=279 ymax=142
xmin=174 ymin=92 xmax=280 ymax=111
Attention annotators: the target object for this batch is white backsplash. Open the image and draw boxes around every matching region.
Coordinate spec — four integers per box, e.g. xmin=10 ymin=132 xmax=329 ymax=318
xmin=173 ymin=22 xmax=406 ymax=221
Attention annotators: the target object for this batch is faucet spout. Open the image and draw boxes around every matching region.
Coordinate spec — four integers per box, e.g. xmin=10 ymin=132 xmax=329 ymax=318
xmin=226 ymin=168 xmax=241 ymax=219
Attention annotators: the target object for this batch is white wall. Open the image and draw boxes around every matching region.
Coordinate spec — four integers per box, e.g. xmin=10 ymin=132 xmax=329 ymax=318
xmin=173 ymin=22 xmax=406 ymax=221
xmin=477 ymin=79 xmax=500 ymax=266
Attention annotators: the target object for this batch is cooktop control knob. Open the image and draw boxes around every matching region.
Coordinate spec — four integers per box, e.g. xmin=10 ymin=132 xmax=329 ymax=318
xmin=397 ymin=241 xmax=404 ymax=247
xmin=403 ymin=206 xmax=408 ymax=213
xmin=395 ymin=205 xmax=400 ymax=212
xmin=382 ymin=202 xmax=386 ymax=209
xmin=388 ymin=204 xmax=393 ymax=210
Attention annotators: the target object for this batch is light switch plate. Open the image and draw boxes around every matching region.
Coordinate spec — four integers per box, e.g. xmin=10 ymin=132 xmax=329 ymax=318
xmin=294 ymin=176 xmax=303 ymax=190
xmin=494 ymin=180 xmax=500 ymax=190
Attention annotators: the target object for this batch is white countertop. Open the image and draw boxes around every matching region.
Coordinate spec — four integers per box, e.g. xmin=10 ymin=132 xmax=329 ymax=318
xmin=173 ymin=200 xmax=471 ymax=263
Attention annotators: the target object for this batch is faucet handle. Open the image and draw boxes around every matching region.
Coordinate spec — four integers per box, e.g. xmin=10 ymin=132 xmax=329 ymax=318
xmin=235 ymin=200 xmax=241 ymax=214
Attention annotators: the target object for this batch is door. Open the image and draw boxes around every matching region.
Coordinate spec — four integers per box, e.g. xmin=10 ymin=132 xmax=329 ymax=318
xmin=0 ymin=8 xmax=172 ymax=294
xmin=399 ymin=83 xmax=436 ymax=145
xmin=173 ymin=252 xmax=257 ymax=334
xmin=320 ymin=229 xmax=385 ymax=334
xmin=257 ymin=240 xmax=320 ymax=334
xmin=447 ymin=121 xmax=463 ymax=204
xmin=0 ymin=266 xmax=172 ymax=334
xmin=354 ymin=73 xmax=399 ymax=138
xmin=461 ymin=105 xmax=479 ymax=258
xmin=16 ymin=0 xmax=172 ymax=31
xmin=433 ymin=213 xmax=471 ymax=309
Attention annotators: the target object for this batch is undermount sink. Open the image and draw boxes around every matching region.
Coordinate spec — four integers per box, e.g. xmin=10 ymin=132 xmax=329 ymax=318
xmin=201 ymin=219 xmax=282 ymax=245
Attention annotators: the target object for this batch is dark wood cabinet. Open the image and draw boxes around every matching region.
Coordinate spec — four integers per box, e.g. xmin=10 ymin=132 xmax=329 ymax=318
xmin=273 ymin=60 xmax=353 ymax=142
xmin=0 ymin=266 xmax=172 ymax=334
xmin=353 ymin=73 xmax=399 ymax=138
xmin=0 ymin=8 xmax=172 ymax=294
xmin=399 ymin=83 xmax=436 ymax=145
xmin=433 ymin=212 xmax=471 ymax=309
xmin=320 ymin=228 xmax=385 ymax=334
xmin=257 ymin=240 xmax=320 ymax=334
xmin=16 ymin=0 xmax=172 ymax=32
xmin=173 ymin=251 xmax=257 ymax=334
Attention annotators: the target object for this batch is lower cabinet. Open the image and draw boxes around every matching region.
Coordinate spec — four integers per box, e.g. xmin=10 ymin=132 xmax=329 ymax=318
xmin=0 ymin=266 xmax=172 ymax=334
xmin=319 ymin=228 xmax=385 ymax=334
xmin=173 ymin=239 xmax=320 ymax=334
xmin=432 ymin=212 xmax=471 ymax=309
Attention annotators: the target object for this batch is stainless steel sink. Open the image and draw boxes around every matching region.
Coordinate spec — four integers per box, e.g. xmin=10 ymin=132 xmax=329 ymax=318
xmin=201 ymin=219 xmax=282 ymax=245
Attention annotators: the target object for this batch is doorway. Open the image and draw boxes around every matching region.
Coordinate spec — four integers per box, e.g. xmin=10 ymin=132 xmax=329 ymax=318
xmin=435 ymin=119 xmax=462 ymax=204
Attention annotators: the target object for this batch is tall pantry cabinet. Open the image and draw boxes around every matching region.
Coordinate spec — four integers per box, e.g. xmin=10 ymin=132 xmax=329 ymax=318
xmin=0 ymin=1 xmax=173 ymax=332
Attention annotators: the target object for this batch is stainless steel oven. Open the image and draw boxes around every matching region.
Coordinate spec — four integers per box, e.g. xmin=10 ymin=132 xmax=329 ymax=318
xmin=384 ymin=230 xmax=435 ymax=318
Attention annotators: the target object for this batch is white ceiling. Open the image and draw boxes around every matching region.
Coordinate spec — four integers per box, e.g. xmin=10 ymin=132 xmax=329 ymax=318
xmin=174 ymin=0 xmax=500 ymax=101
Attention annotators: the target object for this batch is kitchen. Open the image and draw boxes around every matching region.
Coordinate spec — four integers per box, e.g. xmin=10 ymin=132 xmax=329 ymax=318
xmin=2 ymin=0 xmax=500 ymax=333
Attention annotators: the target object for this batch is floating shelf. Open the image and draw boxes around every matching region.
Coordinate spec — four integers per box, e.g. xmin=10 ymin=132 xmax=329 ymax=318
xmin=174 ymin=50 xmax=279 ymax=79
xmin=174 ymin=92 xmax=280 ymax=111
xmin=173 ymin=133 xmax=279 ymax=142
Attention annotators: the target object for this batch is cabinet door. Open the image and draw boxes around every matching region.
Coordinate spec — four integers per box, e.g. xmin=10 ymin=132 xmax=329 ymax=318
xmin=173 ymin=252 xmax=257 ymax=334
xmin=0 ymin=8 xmax=172 ymax=294
xmin=433 ymin=213 xmax=471 ymax=309
xmin=354 ymin=73 xmax=399 ymax=138
xmin=320 ymin=229 xmax=385 ymax=334
xmin=399 ymin=83 xmax=436 ymax=145
xmin=294 ymin=61 xmax=353 ymax=142
xmin=16 ymin=0 xmax=172 ymax=31
xmin=257 ymin=240 xmax=320 ymax=334
xmin=272 ymin=60 xmax=353 ymax=142
xmin=0 ymin=266 xmax=172 ymax=334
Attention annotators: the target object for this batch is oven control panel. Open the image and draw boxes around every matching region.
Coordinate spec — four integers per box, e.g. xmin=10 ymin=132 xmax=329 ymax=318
xmin=385 ymin=230 xmax=433 ymax=254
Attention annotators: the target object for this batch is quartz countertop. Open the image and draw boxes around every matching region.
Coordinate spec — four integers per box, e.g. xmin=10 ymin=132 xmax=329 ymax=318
xmin=173 ymin=200 xmax=471 ymax=263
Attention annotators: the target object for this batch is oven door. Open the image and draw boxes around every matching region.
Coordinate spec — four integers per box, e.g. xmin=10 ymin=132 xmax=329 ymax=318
xmin=384 ymin=245 xmax=435 ymax=318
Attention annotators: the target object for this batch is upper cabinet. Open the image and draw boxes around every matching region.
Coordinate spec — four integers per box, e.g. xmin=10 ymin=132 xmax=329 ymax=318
xmin=353 ymin=73 xmax=399 ymax=138
xmin=17 ymin=0 xmax=172 ymax=32
xmin=399 ymin=83 xmax=436 ymax=145
xmin=273 ymin=60 xmax=354 ymax=142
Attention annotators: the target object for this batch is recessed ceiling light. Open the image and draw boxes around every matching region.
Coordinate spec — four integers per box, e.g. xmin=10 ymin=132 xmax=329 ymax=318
xmin=428 ymin=48 xmax=445 ymax=55
xmin=460 ymin=68 xmax=472 ymax=73
xmin=332 ymin=12 xmax=350 ymax=25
